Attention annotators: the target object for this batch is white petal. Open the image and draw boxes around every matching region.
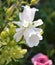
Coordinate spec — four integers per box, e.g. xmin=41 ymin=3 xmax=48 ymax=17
xmin=33 ymin=28 xmax=43 ymax=40
xmin=20 ymin=5 xmax=31 ymax=22
xmin=14 ymin=28 xmax=23 ymax=42
xmin=23 ymin=28 xmax=35 ymax=39
xmin=19 ymin=13 xmax=25 ymax=22
xmin=33 ymin=28 xmax=43 ymax=34
xmin=19 ymin=5 xmax=37 ymax=23
xmin=16 ymin=28 xmax=23 ymax=32
xmin=13 ymin=21 xmax=22 ymax=27
xmin=23 ymin=28 xmax=40 ymax=47
xmin=37 ymin=34 xmax=43 ymax=40
xmin=25 ymin=38 xmax=35 ymax=47
xmin=22 ymin=6 xmax=32 ymax=22
xmin=31 ymin=8 xmax=37 ymax=22
xmin=33 ymin=19 xmax=43 ymax=27
xmin=27 ymin=34 xmax=40 ymax=47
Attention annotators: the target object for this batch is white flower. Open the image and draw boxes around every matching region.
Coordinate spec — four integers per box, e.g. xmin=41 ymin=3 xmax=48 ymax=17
xmin=13 ymin=5 xmax=43 ymax=47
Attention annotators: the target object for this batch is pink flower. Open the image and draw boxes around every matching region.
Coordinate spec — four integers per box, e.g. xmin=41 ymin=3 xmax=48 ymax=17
xmin=31 ymin=53 xmax=52 ymax=65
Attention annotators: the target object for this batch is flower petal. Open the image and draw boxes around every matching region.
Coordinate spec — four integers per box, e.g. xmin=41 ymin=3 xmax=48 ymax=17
xmin=23 ymin=28 xmax=35 ymax=47
xmin=19 ymin=5 xmax=37 ymax=22
xmin=14 ymin=28 xmax=23 ymax=42
xmin=33 ymin=19 xmax=43 ymax=27
xmin=13 ymin=21 xmax=22 ymax=27
xmin=28 ymin=34 xmax=40 ymax=47
xmin=32 ymin=28 xmax=43 ymax=40
xmin=37 ymin=34 xmax=43 ymax=40
xmin=33 ymin=28 xmax=43 ymax=34
xmin=31 ymin=8 xmax=37 ymax=22
xmin=44 ymin=60 xmax=52 ymax=65
xmin=31 ymin=53 xmax=43 ymax=63
xmin=23 ymin=28 xmax=40 ymax=47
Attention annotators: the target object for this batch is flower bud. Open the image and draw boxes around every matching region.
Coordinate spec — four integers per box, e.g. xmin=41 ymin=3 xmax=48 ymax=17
xmin=20 ymin=49 xmax=27 ymax=54
xmin=9 ymin=23 xmax=16 ymax=36
xmin=1 ymin=28 xmax=9 ymax=39
xmin=31 ymin=0 xmax=39 ymax=5
xmin=2 ymin=42 xmax=7 ymax=45
xmin=6 ymin=4 xmax=16 ymax=17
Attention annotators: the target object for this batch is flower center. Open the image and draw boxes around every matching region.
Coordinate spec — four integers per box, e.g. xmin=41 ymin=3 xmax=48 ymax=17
xmin=40 ymin=59 xmax=45 ymax=63
xmin=22 ymin=21 xmax=32 ymax=28
xmin=23 ymin=21 xmax=29 ymax=27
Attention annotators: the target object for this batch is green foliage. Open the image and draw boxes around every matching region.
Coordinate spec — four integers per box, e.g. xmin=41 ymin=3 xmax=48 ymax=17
xmin=0 ymin=23 xmax=27 ymax=65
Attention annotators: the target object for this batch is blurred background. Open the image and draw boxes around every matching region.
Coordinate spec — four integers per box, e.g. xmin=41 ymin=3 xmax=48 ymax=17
xmin=0 ymin=0 xmax=55 ymax=65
